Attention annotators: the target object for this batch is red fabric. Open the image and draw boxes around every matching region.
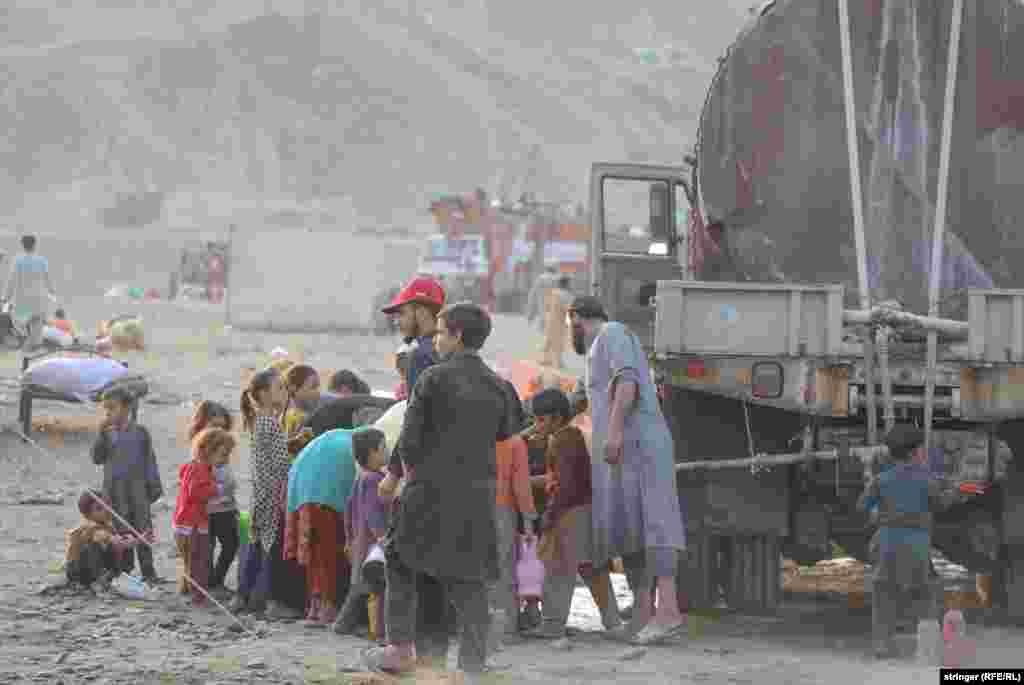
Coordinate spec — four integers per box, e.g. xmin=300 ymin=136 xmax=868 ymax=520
xmin=285 ymin=504 xmax=346 ymax=605
xmin=977 ymin=46 xmax=1024 ymax=134
xmin=381 ymin=276 xmax=446 ymax=313
xmin=172 ymin=461 xmax=218 ymax=530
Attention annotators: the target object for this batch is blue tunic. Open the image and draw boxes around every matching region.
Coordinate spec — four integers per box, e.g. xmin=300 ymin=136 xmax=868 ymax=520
xmin=859 ymin=462 xmax=934 ymax=586
xmin=585 ymin=322 xmax=687 ymax=565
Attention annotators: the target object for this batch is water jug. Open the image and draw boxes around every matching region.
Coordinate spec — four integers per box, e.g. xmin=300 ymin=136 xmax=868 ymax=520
xmin=238 ymin=510 xmax=250 ymax=547
xmin=515 ymin=537 xmax=545 ymax=599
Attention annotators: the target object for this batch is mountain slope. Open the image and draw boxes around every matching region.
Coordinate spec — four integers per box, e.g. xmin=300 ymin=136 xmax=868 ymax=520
xmin=1 ymin=1 xmax=754 ymax=228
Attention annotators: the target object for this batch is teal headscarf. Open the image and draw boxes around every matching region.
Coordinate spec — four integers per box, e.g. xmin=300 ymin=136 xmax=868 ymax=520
xmin=286 ymin=428 xmax=359 ymax=513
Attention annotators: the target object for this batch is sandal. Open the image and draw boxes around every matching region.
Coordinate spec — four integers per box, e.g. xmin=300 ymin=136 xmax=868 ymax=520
xmin=630 ymin=621 xmax=687 ymax=646
xmin=359 ymin=646 xmax=415 ymax=675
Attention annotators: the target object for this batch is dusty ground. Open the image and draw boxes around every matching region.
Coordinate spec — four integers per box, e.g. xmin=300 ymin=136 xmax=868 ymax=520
xmin=1 ymin=297 xmax=1021 ymax=684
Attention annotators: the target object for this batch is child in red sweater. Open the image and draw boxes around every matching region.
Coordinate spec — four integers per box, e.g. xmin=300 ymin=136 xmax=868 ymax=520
xmin=173 ymin=427 xmax=236 ymax=607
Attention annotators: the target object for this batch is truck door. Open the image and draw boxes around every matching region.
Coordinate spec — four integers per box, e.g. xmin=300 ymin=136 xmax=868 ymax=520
xmin=589 ymin=163 xmax=690 ymax=349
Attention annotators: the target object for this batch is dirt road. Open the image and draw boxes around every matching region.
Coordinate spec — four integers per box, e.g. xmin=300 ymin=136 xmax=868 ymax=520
xmin=0 ymin=299 xmax=1019 ymax=684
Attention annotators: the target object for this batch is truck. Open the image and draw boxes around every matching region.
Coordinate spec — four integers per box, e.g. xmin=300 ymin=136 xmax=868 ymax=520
xmin=427 ymin=190 xmax=590 ymax=313
xmin=590 ymin=0 xmax=1024 ymax=619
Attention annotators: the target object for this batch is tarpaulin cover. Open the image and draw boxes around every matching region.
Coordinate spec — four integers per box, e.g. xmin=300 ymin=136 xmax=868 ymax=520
xmin=695 ymin=0 xmax=1024 ymax=317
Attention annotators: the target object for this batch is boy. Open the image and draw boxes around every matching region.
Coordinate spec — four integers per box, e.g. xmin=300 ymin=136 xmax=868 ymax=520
xmin=525 ymin=388 xmax=621 ymax=640
xmin=91 ymin=386 xmax=163 ymax=582
xmin=333 ymin=428 xmax=390 ymax=639
xmin=65 ymin=489 xmax=144 ymax=589
xmin=858 ymin=424 xmax=947 ymax=659
xmin=491 ymin=379 xmax=538 ymax=649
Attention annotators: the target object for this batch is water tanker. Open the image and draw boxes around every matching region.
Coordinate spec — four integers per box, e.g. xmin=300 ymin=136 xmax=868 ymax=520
xmin=588 ymin=0 xmax=1024 ymax=619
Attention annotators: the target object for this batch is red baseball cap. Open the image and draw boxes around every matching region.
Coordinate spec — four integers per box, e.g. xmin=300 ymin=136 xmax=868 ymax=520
xmin=381 ymin=276 xmax=446 ymax=314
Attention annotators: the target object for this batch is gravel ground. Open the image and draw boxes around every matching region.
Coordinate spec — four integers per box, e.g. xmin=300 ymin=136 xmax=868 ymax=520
xmin=0 ymin=298 xmax=1020 ymax=684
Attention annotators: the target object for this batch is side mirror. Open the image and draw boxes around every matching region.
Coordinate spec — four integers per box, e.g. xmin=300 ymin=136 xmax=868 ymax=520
xmin=649 ymin=183 xmax=671 ymax=244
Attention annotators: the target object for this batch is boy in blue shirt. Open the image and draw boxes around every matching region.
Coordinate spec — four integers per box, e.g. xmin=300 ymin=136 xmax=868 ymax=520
xmin=858 ymin=425 xmax=947 ymax=658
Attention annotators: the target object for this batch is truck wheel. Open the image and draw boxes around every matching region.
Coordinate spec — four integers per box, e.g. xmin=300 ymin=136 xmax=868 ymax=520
xmin=721 ymin=534 xmax=781 ymax=613
xmin=677 ymin=533 xmax=717 ymax=612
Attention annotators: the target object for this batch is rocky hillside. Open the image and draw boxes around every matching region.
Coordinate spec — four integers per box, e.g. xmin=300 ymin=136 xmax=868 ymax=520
xmin=0 ymin=0 xmax=754 ymax=230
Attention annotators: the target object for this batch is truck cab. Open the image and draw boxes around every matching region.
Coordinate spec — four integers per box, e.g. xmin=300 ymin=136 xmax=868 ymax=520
xmin=588 ymin=163 xmax=692 ymax=348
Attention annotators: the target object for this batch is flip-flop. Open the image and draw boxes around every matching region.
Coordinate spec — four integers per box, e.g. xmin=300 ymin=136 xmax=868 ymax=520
xmin=359 ymin=646 xmax=412 ymax=675
xmin=630 ymin=622 xmax=687 ymax=646
xmin=602 ymin=624 xmax=636 ymax=643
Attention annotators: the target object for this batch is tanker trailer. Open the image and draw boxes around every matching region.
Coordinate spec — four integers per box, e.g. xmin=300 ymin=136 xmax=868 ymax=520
xmin=589 ymin=0 xmax=1024 ymax=618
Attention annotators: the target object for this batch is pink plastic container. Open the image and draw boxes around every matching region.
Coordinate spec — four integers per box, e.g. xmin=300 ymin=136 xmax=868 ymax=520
xmin=515 ymin=537 xmax=545 ymax=599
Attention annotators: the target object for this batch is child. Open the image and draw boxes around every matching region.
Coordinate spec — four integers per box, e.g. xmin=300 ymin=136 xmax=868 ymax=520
xmin=90 ymin=386 xmax=163 ymax=583
xmin=326 ymin=369 xmax=372 ymax=399
xmin=65 ymin=489 xmax=144 ymax=589
xmin=525 ymin=388 xmax=621 ymax=640
xmin=173 ymin=427 xmax=234 ymax=606
xmin=189 ymin=401 xmax=239 ymax=596
xmin=491 ymin=380 xmax=538 ymax=649
xmin=858 ymin=425 xmax=947 ymax=659
xmin=334 ymin=428 xmax=389 ymax=640
xmin=232 ymin=367 xmax=296 ymax=617
xmin=51 ymin=307 xmax=75 ymax=337
xmin=283 ymin=426 xmax=362 ymax=627
xmin=281 ymin=364 xmax=321 ymax=448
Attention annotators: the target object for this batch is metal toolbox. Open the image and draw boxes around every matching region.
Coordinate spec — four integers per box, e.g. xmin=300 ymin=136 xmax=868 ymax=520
xmin=654 ymin=280 xmax=845 ymax=357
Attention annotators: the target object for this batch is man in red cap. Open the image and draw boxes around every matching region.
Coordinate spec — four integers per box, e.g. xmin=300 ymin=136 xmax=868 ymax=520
xmin=378 ymin=275 xmax=445 ymax=486
xmin=375 ymin=275 xmax=454 ymax=659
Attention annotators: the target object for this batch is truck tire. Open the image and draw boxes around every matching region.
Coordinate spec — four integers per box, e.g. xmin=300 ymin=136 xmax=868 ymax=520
xmin=677 ymin=533 xmax=717 ymax=612
xmin=721 ymin=534 xmax=782 ymax=613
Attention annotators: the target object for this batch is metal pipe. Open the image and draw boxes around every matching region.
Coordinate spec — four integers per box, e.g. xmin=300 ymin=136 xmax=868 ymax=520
xmin=925 ymin=0 xmax=965 ymax=456
xmin=838 ymin=0 xmax=877 ymax=446
xmin=842 ymin=307 xmax=969 ymax=339
xmin=674 ymin=445 xmax=887 ymax=472
xmin=850 ymin=394 xmax=955 ymax=411
xmin=877 ymin=326 xmax=895 ymax=432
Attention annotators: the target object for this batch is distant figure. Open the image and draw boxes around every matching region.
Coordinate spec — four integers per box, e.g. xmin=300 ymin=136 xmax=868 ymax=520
xmin=526 ymin=267 xmax=558 ymax=330
xmin=541 ymin=275 xmax=572 ymax=369
xmin=206 ymin=247 xmax=225 ymax=304
xmin=4 ymin=234 xmax=56 ymax=360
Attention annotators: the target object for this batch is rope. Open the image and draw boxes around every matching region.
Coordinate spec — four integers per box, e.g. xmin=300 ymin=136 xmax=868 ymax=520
xmin=7 ymin=423 xmax=255 ymax=636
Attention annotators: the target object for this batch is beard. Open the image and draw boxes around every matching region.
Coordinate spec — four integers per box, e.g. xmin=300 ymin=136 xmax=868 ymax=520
xmin=572 ymin=325 xmax=587 ymax=355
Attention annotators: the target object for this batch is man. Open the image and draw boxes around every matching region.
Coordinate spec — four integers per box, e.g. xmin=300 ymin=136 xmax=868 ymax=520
xmin=4 ymin=235 xmax=56 ymax=361
xmin=377 ymin=275 xmax=445 ymax=489
xmin=374 ymin=275 xmax=453 ymax=658
xmin=526 ymin=266 xmax=558 ymax=331
xmin=568 ymin=295 xmax=688 ymax=646
xmin=857 ymin=425 xmax=946 ymax=659
xmin=363 ymin=303 xmax=515 ymax=681
xmin=540 ymin=274 xmax=573 ymax=369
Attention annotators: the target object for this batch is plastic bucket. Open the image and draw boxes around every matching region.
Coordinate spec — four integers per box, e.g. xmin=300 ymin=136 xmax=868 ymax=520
xmin=238 ymin=510 xmax=250 ymax=547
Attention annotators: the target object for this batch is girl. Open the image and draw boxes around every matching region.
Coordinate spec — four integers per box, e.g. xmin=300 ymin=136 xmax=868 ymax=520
xmin=188 ymin=402 xmax=239 ymax=595
xmin=282 ymin=364 xmax=321 ymax=456
xmin=334 ymin=428 xmax=389 ymax=639
xmin=91 ymin=386 xmax=163 ymax=583
xmin=283 ymin=427 xmax=362 ymax=627
xmin=231 ymin=368 xmax=297 ymax=617
xmin=173 ymin=427 xmax=235 ymax=607
xmin=525 ymin=388 xmax=621 ymax=640
xmin=492 ymin=380 xmax=538 ymax=649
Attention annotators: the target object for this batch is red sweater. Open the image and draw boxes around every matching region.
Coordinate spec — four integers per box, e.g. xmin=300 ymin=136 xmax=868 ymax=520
xmin=172 ymin=461 xmax=219 ymax=532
